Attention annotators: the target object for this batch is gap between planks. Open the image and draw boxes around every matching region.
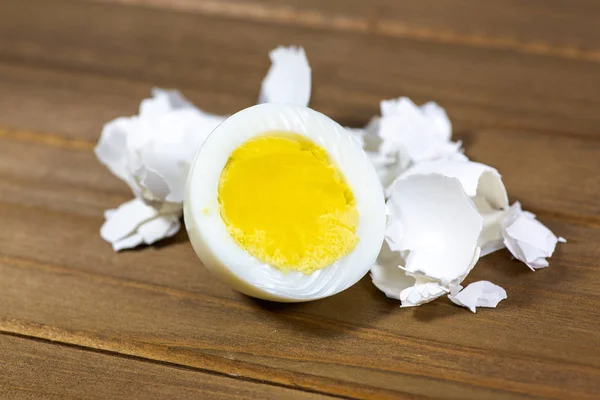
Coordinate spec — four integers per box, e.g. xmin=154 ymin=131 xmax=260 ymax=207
xmin=0 ymin=318 xmax=393 ymax=399
xmin=88 ymin=0 xmax=600 ymax=64
xmin=0 ymin=331 xmax=351 ymax=400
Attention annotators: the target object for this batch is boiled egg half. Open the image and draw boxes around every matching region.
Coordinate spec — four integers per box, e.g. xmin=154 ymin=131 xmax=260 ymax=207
xmin=184 ymin=104 xmax=386 ymax=302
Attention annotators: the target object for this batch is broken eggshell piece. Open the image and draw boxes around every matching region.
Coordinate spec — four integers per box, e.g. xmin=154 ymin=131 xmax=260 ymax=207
xmin=387 ymin=174 xmax=483 ymax=284
xmin=378 ymin=98 xmax=464 ymax=176
xmin=400 ymin=278 xmax=450 ymax=307
xmin=502 ymin=202 xmax=560 ymax=270
xmin=370 ymin=242 xmax=449 ymax=307
xmin=370 ymin=245 xmax=451 ymax=308
xmin=95 ymin=89 xmax=226 ymax=250
xmin=184 ymin=103 xmax=386 ymax=302
xmin=96 ymin=89 xmax=226 ymax=208
xmin=448 ymin=280 xmax=507 ymax=313
xmin=258 ymin=46 xmax=311 ymax=107
xmin=349 ymin=98 xmax=465 ymax=190
xmin=371 ymin=174 xmax=483 ymax=307
xmin=101 ymin=198 xmax=181 ymax=251
xmin=397 ymin=159 xmax=508 ymax=209
xmin=397 ymin=159 xmax=509 ymax=256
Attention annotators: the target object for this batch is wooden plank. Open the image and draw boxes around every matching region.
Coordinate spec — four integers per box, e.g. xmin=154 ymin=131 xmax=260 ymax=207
xmin=0 ymin=334 xmax=332 ymax=400
xmin=96 ymin=0 xmax=600 ymax=62
xmin=93 ymin=0 xmax=600 ymax=61
xmin=1 ymin=0 xmax=600 ymax=137
xmin=0 ymin=198 xmax=599 ymax=398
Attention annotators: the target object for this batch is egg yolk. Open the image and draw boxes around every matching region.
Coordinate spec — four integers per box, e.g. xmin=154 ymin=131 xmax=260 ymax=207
xmin=218 ymin=133 xmax=359 ymax=274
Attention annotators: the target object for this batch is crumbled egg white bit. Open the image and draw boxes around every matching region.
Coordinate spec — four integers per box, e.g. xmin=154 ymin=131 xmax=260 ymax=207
xmin=95 ymin=44 xmax=564 ymax=307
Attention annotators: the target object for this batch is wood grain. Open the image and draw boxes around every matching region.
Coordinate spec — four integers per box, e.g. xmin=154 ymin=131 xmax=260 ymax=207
xmin=0 ymin=334 xmax=331 ymax=400
xmin=2 ymin=0 xmax=600 ymax=137
xmin=0 ymin=0 xmax=599 ymax=398
xmin=93 ymin=0 xmax=600 ymax=62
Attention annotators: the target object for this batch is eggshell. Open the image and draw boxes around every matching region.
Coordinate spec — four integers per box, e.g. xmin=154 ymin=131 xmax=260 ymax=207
xmin=448 ymin=281 xmax=507 ymax=313
xmin=378 ymin=97 xmax=463 ymax=168
xmin=397 ymin=159 xmax=509 ymax=256
xmin=400 ymin=279 xmax=450 ymax=307
xmin=371 ymin=174 xmax=483 ymax=307
xmin=386 ymin=174 xmax=483 ymax=284
xmin=101 ymin=198 xmax=180 ymax=251
xmin=502 ymin=202 xmax=561 ymax=270
xmin=397 ymin=159 xmax=508 ymax=209
xmin=258 ymin=46 xmax=311 ymax=107
xmin=348 ymin=99 xmax=464 ymax=189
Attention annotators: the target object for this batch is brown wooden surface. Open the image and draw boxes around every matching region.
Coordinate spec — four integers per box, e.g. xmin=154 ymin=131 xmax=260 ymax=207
xmin=0 ymin=334 xmax=329 ymax=400
xmin=0 ymin=0 xmax=599 ymax=399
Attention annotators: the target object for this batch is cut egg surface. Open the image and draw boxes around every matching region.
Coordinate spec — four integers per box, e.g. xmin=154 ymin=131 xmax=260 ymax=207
xmin=184 ymin=104 xmax=386 ymax=302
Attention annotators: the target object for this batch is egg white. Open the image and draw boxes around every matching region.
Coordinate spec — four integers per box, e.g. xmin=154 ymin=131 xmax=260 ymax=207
xmin=184 ymin=103 xmax=386 ymax=302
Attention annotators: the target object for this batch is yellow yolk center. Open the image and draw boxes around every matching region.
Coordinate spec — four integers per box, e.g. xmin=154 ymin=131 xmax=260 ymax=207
xmin=218 ymin=133 xmax=359 ymax=274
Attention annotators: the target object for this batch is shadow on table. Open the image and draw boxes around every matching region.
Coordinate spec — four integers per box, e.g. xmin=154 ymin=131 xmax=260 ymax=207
xmin=242 ymin=276 xmax=400 ymax=338
xmin=152 ymin=228 xmax=190 ymax=249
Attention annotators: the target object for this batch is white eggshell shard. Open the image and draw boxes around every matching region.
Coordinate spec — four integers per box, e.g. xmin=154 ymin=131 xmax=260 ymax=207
xmin=378 ymin=98 xmax=463 ymax=167
xmin=502 ymin=202 xmax=561 ymax=270
xmin=95 ymin=89 xmax=224 ymax=251
xmin=370 ymin=242 xmax=449 ymax=307
xmin=259 ymin=46 xmax=311 ymax=107
xmin=370 ymin=242 xmax=412 ymax=300
xmin=397 ymin=159 xmax=508 ymax=209
xmin=386 ymin=174 xmax=483 ymax=285
xmin=448 ymin=280 xmax=507 ymax=313
xmin=397 ymin=159 xmax=509 ymax=256
xmin=400 ymin=278 xmax=449 ymax=307
xmin=184 ymin=104 xmax=386 ymax=302
xmin=95 ymin=88 xmax=226 ymax=208
xmin=352 ymin=98 xmax=464 ymax=190
xmin=101 ymin=198 xmax=181 ymax=251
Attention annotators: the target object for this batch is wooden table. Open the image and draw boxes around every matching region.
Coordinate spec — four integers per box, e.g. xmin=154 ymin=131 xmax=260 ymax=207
xmin=1 ymin=1 xmax=599 ymax=398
